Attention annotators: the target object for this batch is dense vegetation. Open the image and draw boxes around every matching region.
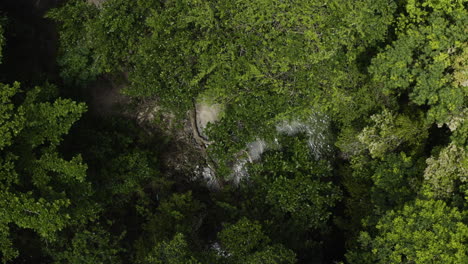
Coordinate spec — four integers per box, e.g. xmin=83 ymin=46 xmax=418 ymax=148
xmin=0 ymin=0 xmax=467 ymax=263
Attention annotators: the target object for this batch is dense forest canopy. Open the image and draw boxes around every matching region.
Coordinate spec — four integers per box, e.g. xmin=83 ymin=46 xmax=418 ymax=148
xmin=0 ymin=0 xmax=467 ymax=263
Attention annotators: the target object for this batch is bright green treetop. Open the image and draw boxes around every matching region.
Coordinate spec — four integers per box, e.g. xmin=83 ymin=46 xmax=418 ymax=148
xmin=370 ymin=0 xmax=468 ymax=124
xmin=145 ymin=233 xmax=201 ymax=264
xmin=349 ymin=199 xmax=468 ymax=264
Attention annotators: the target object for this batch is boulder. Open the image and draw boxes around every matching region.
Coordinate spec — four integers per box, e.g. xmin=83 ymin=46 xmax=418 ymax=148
xmin=195 ymin=101 xmax=223 ymax=139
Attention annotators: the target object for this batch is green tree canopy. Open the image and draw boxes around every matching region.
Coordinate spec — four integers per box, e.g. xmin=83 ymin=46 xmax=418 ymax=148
xmin=218 ymin=217 xmax=296 ymax=264
xmin=0 ymin=82 xmax=87 ymax=263
xmin=144 ymin=233 xmax=201 ymax=264
xmin=369 ymin=0 xmax=468 ymax=124
xmin=2 ymin=0 xmax=467 ymax=263
xmin=349 ymin=199 xmax=468 ymax=264
xmin=248 ymin=136 xmax=341 ymax=230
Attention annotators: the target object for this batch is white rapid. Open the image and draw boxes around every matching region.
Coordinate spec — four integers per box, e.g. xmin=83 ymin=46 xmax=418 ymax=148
xmin=193 ymin=96 xmax=332 ymax=188
xmin=228 ymin=113 xmax=332 ymax=185
xmin=275 ymin=114 xmax=332 ymax=160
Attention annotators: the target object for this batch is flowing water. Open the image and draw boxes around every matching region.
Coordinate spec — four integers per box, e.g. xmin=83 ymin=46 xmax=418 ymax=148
xmin=199 ymin=112 xmax=333 ymax=187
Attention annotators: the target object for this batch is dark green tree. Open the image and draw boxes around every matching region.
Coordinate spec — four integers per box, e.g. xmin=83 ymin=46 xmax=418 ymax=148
xmin=218 ymin=218 xmax=296 ymax=264
xmin=47 ymin=0 xmax=158 ymax=84
xmin=0 ymin=82 xmax=88 ymax=263
xmin=49 ymin=225 xmax=124 ymax=264
xmin=248 ymin=136 xmax=341 ymax=231
xmin=144 ymin=233 xmax=201 ymax=264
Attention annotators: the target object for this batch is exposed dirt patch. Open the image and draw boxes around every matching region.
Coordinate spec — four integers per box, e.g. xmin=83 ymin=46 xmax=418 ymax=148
xmin=195 ymin=102 xmax=223 ymax=139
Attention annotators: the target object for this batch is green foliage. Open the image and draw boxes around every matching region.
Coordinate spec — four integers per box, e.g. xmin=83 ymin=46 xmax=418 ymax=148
xmin=106 ymin=151 xmax=155 ymax=197
xmin=32 ymin=151 xmax=87 ymax=186
xmin=218 ymin=218 xmax=296 ymax=264
xmin=349 ymin=199 xmax=468 ymax=264
xmin=340 ymin=3 xmax=468 ymax=257
xmin=370 ymin=1 xmax=468 ymax=124
xmin=65 ymin=115 xmax=169 ymax=205
xmin=0 ymin=192 xmax=70 ymax=238
xmin=0 ymin=225 xmax=16 ymax=263
xmin=51 ymin=226 xmax=123 ymax=264
xmin=452 ymin=44 xmax=468 ymax=90
xmin=145 ymin=192 xmax=204 ymax=239
xmin=145 ymin=234 xmax=201 ymax=264
xmin=209 ymin=136 xmax=343 ymax=258
xmin=243 ymin=245 xmax=297 ymax=264
xmin=50 ymin=0 xmax=399 ymax=164
xmin=0 ymin=82 xmax=87 ymax=263
xmin=130 ymin=0 xmax=397 ymax=167
xmin=206 ymin=93 xmax=287 ymax=167
xmin=339 ymin=0 xmax=396 ymax=48
xmin=341 ymin=150 xmax=426 ymax=247
xmin=218 ymin=217 xmax=269 ymax=258
xmin=4 ymin=0 xmax=468 ymax=263
xmin=423 ymin=143 xmax=468 ymax=200
xmin=47 ymin=0 xmax=157 ymax=84
xmin=358 ymin=109 xmax=427 ymax=159
xmin=19 ymin=87 xmax=86 ymax=147
xmin=353 ymin=152 xmax=425 ymax=213
xmin=249 ymin=136 xmax=341 ymax=230
xmin=134 ymin=192 xmax=205 ymax=263
xmin=444 ymin=107 xmax=468 ymax=145
xmin=0 ymin=82 xmax=24 ymax=150
xmin=46 ymin=0 xmax=99 ymax=83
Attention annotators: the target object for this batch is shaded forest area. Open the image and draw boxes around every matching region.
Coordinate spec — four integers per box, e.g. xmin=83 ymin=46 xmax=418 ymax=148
xmin=0 ymin=0 xmax=467 ymax=263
